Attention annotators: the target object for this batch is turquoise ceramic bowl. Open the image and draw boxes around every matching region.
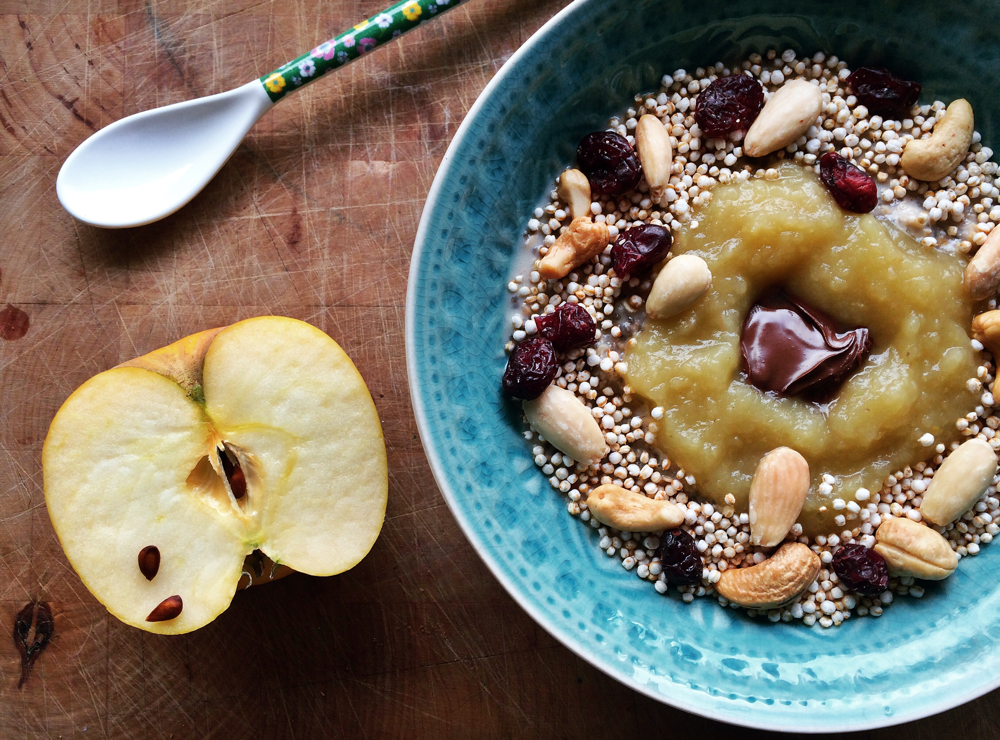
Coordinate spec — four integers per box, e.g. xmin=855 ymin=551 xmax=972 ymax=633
xmin=405 ymin=0 xmax=1000 ymax=730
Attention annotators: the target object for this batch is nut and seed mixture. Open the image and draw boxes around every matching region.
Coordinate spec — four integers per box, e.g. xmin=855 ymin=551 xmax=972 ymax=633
xmin=503 ymin=49 xmax=1000 ymax=627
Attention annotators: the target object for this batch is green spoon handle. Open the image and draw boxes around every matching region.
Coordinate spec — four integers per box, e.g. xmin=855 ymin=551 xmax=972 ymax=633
xmin=260 ymin=0 xmax=472 ymax=103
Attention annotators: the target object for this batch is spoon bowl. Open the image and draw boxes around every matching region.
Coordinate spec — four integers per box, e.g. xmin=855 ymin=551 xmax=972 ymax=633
xmin=56 ymin=82 xmax=272 ymax=228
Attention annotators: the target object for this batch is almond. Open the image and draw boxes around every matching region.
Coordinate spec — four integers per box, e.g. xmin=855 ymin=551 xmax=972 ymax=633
xmin=557 ymin=169 xmax=593 ymax=221
xmin=874 ymin=518 xmax=957 ymax=580
xmin=522 ymin=385 xmax=607 ymax=466
xmin=901 ymin=99 xmax=974 ymax=182
xmin=586 ymin=483 xmax=684 ymax=532
xmin=537 ymin=217 xmax=610 ymax=280
xmin=743 ymin=80 xmax=823 ymax=158
xmin=965 ymin=227 xmax=1000 ymax=300
xmin=715 ymin=543 xmax=820 ymax=609
xmin=645 ymin=254 xmax=712 ymax=319
xmin=920 ymin=438 xmax=997 ymax=526
xmin=748 ymin=447 xmax=810 ymax=547
xmin=635 ymin=114 xmax=673 ymax=201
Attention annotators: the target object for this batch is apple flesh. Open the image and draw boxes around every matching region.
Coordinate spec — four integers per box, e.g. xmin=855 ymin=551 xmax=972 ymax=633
xmin=43 ymin=317 xmax=388 ymax=634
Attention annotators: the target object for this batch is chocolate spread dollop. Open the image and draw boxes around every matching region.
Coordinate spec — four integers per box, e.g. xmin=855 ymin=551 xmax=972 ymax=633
xmin=740 ymin=291 xmax=871 ymax=399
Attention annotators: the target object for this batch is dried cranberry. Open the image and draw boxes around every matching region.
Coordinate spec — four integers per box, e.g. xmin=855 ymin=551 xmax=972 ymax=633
xmin=502 ymin=337 xmax=558 ymax=400
xmin=846 ymin=67 xmax=921 ymax=120
xmin=819 ymin=152 xmax=878 ymax=213
xmin=831 ymin=543 xmax=889 ymax=596
xmin=611 ymin=224 xmax=672 ymax=277
xmin=576 ymin=131 xmax=642 ymax=196
xmin=534 ymin=303 xmax=597 ymax=350
xmin=656 ymin=528 xmax=703 ymax=586
xmin=695 ymin=74 xmax=765 ymax=138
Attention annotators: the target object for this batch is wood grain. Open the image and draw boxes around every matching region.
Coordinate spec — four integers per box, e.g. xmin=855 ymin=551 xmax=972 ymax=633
xmin=1 ymin=0 xmax=999 ymax=737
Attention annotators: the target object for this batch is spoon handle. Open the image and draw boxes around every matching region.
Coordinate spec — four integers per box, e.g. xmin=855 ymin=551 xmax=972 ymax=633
xmin=260 ymin=0 xmax=473 ymax=103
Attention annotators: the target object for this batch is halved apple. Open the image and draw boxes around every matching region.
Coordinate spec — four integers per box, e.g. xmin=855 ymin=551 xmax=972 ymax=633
xmin=42 ymin=316 xmax=387 ymax=634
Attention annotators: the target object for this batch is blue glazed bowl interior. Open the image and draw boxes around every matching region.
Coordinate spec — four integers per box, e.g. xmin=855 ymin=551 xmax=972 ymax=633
xmin=406 ymin=0 xmax=1000 ymax=730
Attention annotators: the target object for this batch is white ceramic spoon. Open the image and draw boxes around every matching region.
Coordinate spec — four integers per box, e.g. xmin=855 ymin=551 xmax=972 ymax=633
xmin=57 ymin=0 xmax=469 ymax=228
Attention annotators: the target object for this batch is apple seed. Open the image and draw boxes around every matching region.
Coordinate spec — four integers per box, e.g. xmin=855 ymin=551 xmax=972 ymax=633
xmin=145 ymin=595 xmax=183 ymax=622
xmin=219 ymin=448 xmax=247 ymax=500
xmin=138 ymin=546 xmax=160 ymax=580
xmin=230 ymin=466 xmax=246 ymax=500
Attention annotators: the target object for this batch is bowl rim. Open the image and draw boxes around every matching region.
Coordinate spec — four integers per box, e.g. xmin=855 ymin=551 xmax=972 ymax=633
xmin=404 ymin=0 xmax=1000 ymax=730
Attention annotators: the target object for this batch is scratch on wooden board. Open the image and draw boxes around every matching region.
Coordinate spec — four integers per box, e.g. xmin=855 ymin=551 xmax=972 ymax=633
xmin=0 ymin=0 xmax=658 ymax=737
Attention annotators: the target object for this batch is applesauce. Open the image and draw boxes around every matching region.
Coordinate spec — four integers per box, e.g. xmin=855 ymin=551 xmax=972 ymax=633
xmin=626 ymin=163 xmax=981 ymax=534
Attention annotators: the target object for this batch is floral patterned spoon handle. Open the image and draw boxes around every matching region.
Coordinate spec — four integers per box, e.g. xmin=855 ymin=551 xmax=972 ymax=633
xmin=262 ymin=0 xmax=472 ymax=102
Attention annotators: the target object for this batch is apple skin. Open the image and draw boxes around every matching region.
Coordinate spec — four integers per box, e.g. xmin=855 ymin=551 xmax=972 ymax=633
xmin=117 ymin=326 xmax=222 ymax=402
xmin=43 ymin=317 xmax=387 ymax=634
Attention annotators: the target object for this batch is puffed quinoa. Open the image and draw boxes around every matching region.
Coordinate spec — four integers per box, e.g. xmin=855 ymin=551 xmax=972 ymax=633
xmin=507 ymin=51 xmax=1000 ymax=627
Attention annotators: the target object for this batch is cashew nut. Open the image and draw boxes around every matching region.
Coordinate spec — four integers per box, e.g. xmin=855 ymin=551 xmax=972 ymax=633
xmin=874 ymin=517 xmax=958 ymax=580
xmin=537 ymin=217 xmax=610 ymax=280
xmin=586 ymin=483 xmax=684 ymax=532
xmin=900 ymin=99 xmax=974 ymax=182
xmin=715 ymin=542 xmax=820 ymax=609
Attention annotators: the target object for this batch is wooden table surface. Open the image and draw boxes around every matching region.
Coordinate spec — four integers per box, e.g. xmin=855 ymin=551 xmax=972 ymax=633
xmin=2 ymin=0 xmax=999 ymax=737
